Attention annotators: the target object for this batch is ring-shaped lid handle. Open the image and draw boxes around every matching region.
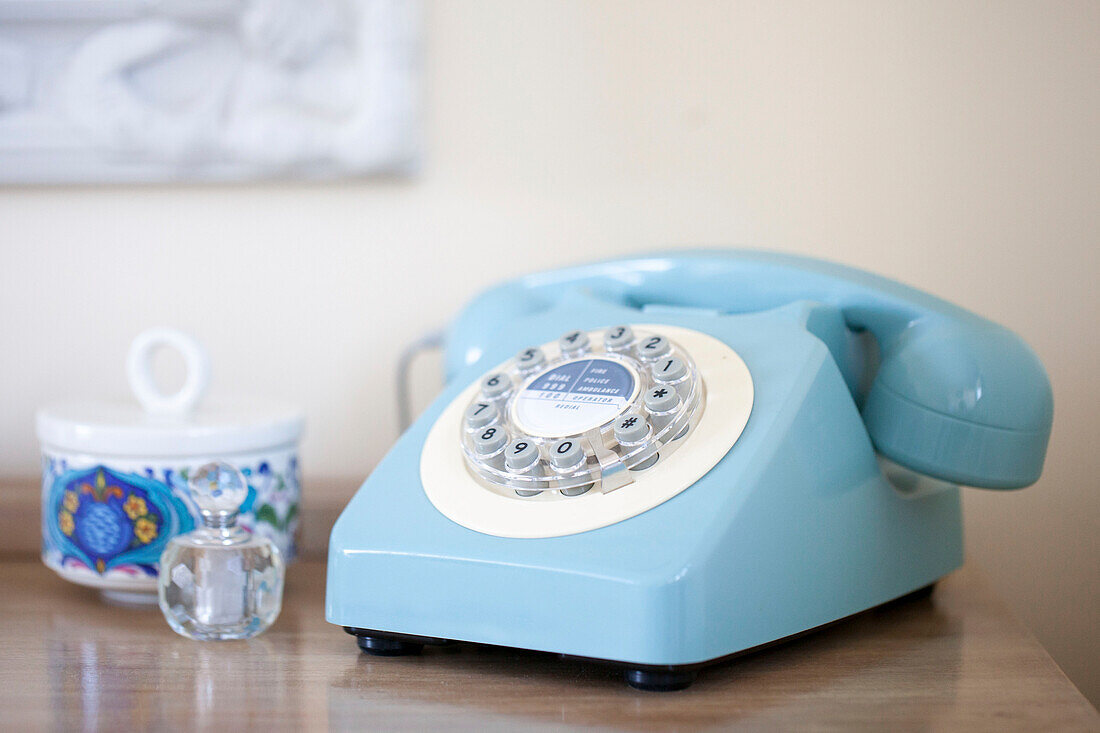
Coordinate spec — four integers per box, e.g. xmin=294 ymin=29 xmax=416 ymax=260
xmin=126 ymin=328 xmax=210 ymax=416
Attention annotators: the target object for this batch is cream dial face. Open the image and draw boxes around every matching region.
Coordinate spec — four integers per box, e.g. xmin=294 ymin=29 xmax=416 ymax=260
xmin=421 ymin=324 xmax=754 ymax=538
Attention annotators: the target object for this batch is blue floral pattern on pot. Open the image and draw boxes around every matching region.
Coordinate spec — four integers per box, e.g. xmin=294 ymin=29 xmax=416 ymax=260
xmin=42 ymin=454 xmax=301 ymax=581
xmin=45 ymin=466 xmax=194 ymax=577
xmin=239 ymin=459 xmax=300 ymax=556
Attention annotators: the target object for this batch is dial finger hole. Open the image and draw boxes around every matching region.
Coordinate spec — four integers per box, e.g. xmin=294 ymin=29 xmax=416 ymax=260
xmin=464 ymin=400 xmax=498 ymax=429
xmin=614 ymin=412 xmax=650 ymax=445
xmin=558 ymin=329 xmax=590 ymax=356
xmin=505 ymin=438 xmax=541 ymax=471
xmin=644 ymin=385 xmax=680 ymax=414
xmin=472 ymin=425 xmax=507 ymax=455
xmin=635 ymin=334 xmax=670 ymax=360
xmin=514 ymin=346 xmax=546 ymax=373
xmin=480 ymin=372 xmax=511 ymax=399
xmin=652 ymin=356 xmax=687 ymax=383
xmin=604 ymin=325 xmax=634 ymax=351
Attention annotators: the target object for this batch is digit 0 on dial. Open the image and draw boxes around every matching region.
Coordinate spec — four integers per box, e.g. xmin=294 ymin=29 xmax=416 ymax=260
xmin=459 ymin=327 xmax=705 ymax=499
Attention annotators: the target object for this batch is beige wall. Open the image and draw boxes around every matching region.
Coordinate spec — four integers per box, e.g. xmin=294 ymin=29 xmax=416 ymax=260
xmin=2 ymin=0 xmax=1097 ymax=705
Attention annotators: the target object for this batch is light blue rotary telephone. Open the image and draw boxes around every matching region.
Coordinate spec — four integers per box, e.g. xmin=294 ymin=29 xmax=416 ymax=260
xmin=326 ymin=250 xmax=1053 ymax=690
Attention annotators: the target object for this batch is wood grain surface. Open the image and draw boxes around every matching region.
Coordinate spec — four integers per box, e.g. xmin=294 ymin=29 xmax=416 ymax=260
xmin=0 ymin=559 xmax=1095 ymax=731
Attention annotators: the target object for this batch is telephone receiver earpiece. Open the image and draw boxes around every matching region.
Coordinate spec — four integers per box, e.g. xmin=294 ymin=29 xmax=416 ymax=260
xmin=447 ymin=251 xmax=1053 ymax=489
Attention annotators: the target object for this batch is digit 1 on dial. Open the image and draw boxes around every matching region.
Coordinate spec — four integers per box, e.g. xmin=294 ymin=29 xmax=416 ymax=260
xmin=652 ymin=356 xmax=687 ymax=382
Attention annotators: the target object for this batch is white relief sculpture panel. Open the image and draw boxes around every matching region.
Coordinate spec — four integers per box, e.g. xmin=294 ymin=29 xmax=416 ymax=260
xmin=0 ymin=0 xmax=419 ymax=182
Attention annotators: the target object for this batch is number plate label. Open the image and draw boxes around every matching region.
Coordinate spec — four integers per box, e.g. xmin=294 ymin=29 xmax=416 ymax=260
xmin=512 ymin=358 xmax=637 ymax=437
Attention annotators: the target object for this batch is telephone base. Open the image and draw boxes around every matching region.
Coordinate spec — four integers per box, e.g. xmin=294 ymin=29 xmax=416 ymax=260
xmin=327 ymin=312 xmax=967 ymax=688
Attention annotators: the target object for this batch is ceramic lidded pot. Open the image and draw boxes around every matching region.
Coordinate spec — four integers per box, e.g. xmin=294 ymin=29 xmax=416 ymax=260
xmin=36 ymin=329 xmax=305 ymax=604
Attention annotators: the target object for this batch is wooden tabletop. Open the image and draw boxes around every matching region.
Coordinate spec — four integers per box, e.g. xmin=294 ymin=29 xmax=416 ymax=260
xmin=0 ymin=560 xmax=1095 ymax=731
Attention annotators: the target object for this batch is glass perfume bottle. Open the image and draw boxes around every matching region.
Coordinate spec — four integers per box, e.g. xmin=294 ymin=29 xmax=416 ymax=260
xmin=158 ymin=462 xmax=285 ymax=640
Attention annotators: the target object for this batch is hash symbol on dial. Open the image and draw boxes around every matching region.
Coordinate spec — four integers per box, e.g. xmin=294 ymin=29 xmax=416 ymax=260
xmin=621 ymin=416 xmax=638 ymax=429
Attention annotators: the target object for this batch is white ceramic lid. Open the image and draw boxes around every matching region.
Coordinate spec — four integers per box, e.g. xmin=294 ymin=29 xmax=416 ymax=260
xmin=36 ymin=329 xmax=305 ymax=458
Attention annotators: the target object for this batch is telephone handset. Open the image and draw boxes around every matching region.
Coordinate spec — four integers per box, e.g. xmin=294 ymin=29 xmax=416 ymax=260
xmin=445 ymin=250 xmax=1052 ymax=490
xmin=327 ymin=250 xmax=1053 ymax=690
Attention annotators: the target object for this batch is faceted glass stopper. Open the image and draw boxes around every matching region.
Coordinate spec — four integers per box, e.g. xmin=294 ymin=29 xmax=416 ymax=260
xmin=189 ymin=462 xmax=249 ymax=525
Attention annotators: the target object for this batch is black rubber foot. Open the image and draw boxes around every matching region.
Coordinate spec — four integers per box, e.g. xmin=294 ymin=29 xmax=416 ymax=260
xmin=624 ymin=668 xmax=696 ymax=691
xmin=356 ymin=635 xmax=424 ymax=656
